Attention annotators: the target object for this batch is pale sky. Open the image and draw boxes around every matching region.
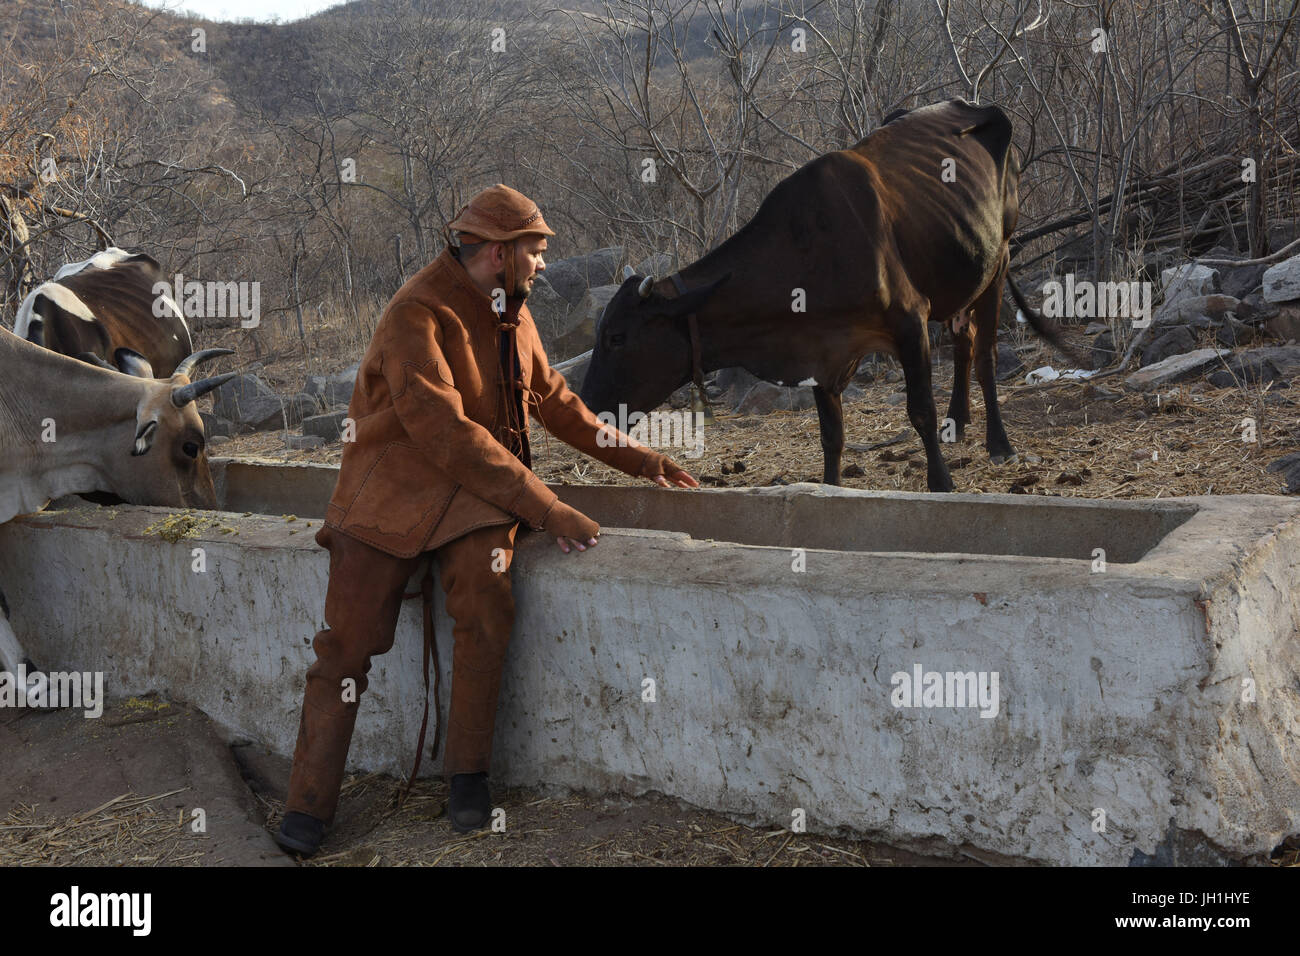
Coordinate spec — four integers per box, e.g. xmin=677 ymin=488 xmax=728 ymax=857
xmin=137 ymin=0 xmax=348 ymax=23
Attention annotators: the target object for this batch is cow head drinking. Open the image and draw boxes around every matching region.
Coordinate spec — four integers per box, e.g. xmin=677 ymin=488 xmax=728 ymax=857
xmin=580 ymin=271 xmax=728 ymax=419
xmin=103 ymin=347 xmax=235 ymax=511
xmin=0 ymin=336 xmax=238 ymax=519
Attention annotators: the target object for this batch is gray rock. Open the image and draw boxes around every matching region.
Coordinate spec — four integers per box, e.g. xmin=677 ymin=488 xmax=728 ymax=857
xmin=214 ymin=374 xmax=317 ymax=431
xmin=1124 ymin=348 xmax=1230 ymax=390
xmin=524 ymin=275 xmax=571 ymax=354
xmin=304 ymin=362 xmax=359 ymax=408
xmin=208 ymin=435 xmax=231 ymax=447
xmin=1205 ymin=346 xmax=1300 ymax=389
xmin=1266 ymin=452 xmax=1300 ymax=494
xmin=553 ymin=283 xmax=618 ymax=360
xmin=1084 ymin=321 xmax=1109 ymax=335
xmin=735 ymin=381 xmax=816 ymax=415
xmin=1219 ymin=262 xmax=1268 ymax=300
xmin=1091 ymin=331 xmax=1116 ymax=370
xmin=1216 ymin=315 xmax=1254 ymax=348
xmin=543 ymin=247 xmax=626 ymax=306
xmin=1139 ymin=248 xmax=1178 ymax=283
xmin=1152 ymin=293 xmax=1240 ymax=329
xmin=302 ymin=410 xmax=349 ymax=441
xmin=667 ymin=384 xmax=692 ymax=409
xmin=714 ymin=367 xmax=762 ymax=407
xmin=1263 ymin=254 xmax=1300 ymax=303
xmin=199 ymin=411 xmax=232 ymax=438
xmin=213 ymin=373 xmax=276 ymax=422
xmin=1263 ymin=303 xmax=1300 ymax=342
xmin=1140 ymin=326 xmax=1196 ymax=367
xmin=996 ymin=343 xmax=1024 ymax=381
xmin=325 ymin=362 xmax=358 ymax=407
xmin=1161 ymin=263 xmax=1220 ymax=308
xmin=1269 ymin=220 xmax=1298 ymax=252
xmin=551 ymin=349 xmax=590 ymax=396
xmin=852 ymin=357 xmax=878 ymax=384
xmin=885 ymin=392 xmax=908 ymax=406
xmin=285 ymin=434 xmax=326 ymax=450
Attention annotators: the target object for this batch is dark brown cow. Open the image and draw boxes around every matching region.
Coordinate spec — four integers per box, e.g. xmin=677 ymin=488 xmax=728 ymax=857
xmin=14 ymin=248 xmax=192 ymax=377
xmin=581 ymin=98 xmax=1074 ymax=491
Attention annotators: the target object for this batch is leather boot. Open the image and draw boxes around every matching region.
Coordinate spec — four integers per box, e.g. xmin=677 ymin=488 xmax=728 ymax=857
xmin=448 ymin=772 xmax=491 ymax=832
xmin=275 ymin=811 xmax=325 ymax=857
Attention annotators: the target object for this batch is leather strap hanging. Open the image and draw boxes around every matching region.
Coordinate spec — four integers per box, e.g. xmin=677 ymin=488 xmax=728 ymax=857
xmin=397 ymin=555 xmax=440 ymax=806
xmin=669 ymin=272 xmax=710 ymax=409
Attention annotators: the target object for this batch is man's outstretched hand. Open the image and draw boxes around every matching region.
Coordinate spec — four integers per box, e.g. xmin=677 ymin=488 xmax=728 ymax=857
xmin=640 ymin=453 xmax=700 ymax=489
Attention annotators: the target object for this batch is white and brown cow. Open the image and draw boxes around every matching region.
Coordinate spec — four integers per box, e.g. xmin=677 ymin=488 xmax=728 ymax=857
xmin=13 ymin=247 xmax=191 ymax=377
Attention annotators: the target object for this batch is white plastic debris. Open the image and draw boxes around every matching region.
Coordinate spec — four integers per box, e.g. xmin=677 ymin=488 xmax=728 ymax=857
xmin=1024 ymin=365 xmax=1099 ymax=385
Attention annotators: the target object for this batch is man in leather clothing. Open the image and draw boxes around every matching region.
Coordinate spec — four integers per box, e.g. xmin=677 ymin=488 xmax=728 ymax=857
xmin=275 ymin=185 xmax=698 ymax=856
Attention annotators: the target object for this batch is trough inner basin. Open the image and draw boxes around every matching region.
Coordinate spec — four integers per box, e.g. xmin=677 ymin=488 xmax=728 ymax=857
xmin=211 ymin=458 xmax=1195 ymax=563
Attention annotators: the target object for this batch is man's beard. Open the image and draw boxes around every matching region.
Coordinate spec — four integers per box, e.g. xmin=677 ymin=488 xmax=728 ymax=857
xmin=495 ymin=270 xmax=531 ymax=299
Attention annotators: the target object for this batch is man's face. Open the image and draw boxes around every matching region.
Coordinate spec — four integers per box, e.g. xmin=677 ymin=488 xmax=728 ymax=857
xmin=496 ymin=236 xmax=547 ymax=298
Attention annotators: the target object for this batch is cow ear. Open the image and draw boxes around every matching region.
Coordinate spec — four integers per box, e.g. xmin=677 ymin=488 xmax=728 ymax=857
xmin=75 ymin=351 xmax=116 ymax=371
xmin=122 ymin=252 xmax=162 ymax=278
xmin=622 ymin=265 xmax=635 ymax=280
xmin=132 ymin=418 xmax=158 ymax=457
xmin=25 ymin=316 xmax=44 ymax=347
xmin=114 ymin=347 xmax=155 ymax=379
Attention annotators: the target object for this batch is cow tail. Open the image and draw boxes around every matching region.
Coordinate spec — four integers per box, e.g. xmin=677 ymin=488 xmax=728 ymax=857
xmin=1006 ymin=276 xmax=1088 ymax=367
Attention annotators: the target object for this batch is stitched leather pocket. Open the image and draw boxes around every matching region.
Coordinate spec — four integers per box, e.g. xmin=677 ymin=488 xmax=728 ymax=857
xmin=345 ymin=441 xmax=441 ymax=538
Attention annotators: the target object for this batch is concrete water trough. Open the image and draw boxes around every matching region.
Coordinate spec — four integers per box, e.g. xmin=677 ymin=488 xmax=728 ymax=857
xmin=1 ymin=456 xmax=1298 ymax=865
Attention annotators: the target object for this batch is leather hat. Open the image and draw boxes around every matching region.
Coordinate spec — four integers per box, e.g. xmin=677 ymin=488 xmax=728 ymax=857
xmin=448 ymin=184 xmax=555 ymax=242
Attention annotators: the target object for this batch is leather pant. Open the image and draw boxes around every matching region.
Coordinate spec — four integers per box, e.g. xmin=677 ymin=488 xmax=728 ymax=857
xmin=285 ymin=521 xmax=519 ymax=825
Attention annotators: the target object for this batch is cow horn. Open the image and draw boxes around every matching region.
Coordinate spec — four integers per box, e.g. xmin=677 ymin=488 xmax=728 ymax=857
xmin=638 ymin=275 xmax=655 ymax=298
xmin=173 ymin=347 xmax=235 ymax=380
xmin=172 ymin=372 xmax=237 ymax=408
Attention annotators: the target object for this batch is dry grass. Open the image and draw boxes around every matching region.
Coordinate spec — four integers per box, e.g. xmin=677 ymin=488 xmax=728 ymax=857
xmin=0 ymin=789 xmax=210 ymax=866
xmin=257 ymin=773 xmax=962 ymax=868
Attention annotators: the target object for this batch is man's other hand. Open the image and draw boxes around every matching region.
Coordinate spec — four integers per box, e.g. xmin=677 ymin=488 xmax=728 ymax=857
xmin=543 ymin=499 xmax=600 ymax=554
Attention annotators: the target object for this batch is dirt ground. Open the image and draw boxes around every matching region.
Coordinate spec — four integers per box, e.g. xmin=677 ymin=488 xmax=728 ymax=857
xmin=214 ymin=323 xmax=1297 ymax=501
xmin=0 ymin=694 xmax=997 ymax=867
